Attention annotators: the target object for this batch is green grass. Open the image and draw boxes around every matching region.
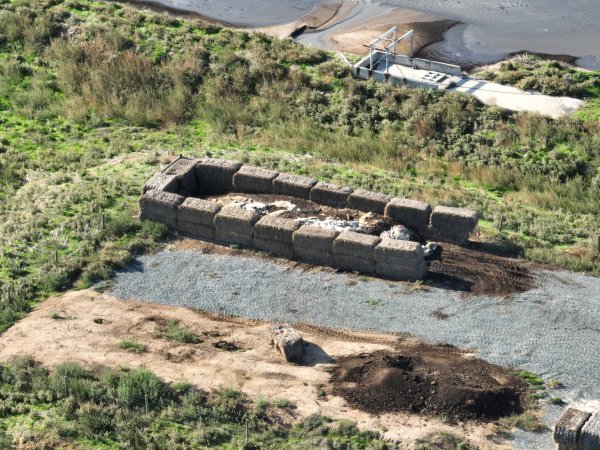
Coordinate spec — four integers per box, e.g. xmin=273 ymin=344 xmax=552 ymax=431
xmin=159 ymin=319 xmax=200 ymax=344
xmin=118 ymin=339 xmax=146 ymax=353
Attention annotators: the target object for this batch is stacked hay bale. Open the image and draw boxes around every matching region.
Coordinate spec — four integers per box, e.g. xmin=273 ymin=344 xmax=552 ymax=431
xmin=347 ymin=190 xmax=391 ymax=214
xmin=176 ymin=198 xmax=221 ymax=241
xmin=253 ymin=214 xmax=301 ymax=258
xmin=162 ymin=157 xmax=198 ymax=196
xmin=139 ymin=190 xmax=185 ymax=228
xmin=332 ymin=231 xmax=380 ymax=274
xmin=580 ymin=411 xmax=600 ymax=449
xmin=554 ymin=408 xmax=593 ymax=450
xmin=426 ymin=206 xmax=479 ymax=245
xmin=310 ymin=182 xmax=353 ymax=208
xmin=196 ymin=158 xmax=242 ymax=193
xmin=293 ymin=225 xmax=339 ymax=266
xmin=273 ymin=173 xmax=317 ymax=199
xmin=214 ymin=205 xmax=262 ymax=246
xmin=143 ymin=173 xmax=179 ymax=194
xmin=385 ymin=198 xmax=432 ymax=234
xmin=233 ymin=166 xmax=279 ymax=194
xmin=374 ymin=239 xmax=426 ymax=280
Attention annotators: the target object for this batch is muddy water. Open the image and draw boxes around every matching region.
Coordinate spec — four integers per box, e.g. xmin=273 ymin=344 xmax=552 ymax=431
xmin=134 ymin=0 xmax=600 ymax=68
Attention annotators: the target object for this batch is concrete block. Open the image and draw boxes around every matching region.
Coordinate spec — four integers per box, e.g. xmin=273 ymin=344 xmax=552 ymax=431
xmin=233 ymin=166 xmax=279 ymax=194
xmin=253 ymin=214 xmax=301 ymax=258
xmin=554 ymin=407 xmax=591 ymax=450
xmin=332 ymin=231 xmax=380 ymax=274
xmin=269 ymin=325 xmax=305 ymax=363
xmin=580 ymin=410 xmax=600 ymax=450
xmin=293 ymin=225 xmax=339 ymax=266
xmin=385 ymin=198 xmax=432 ymax=234
xmin=196 ymin=158 xmax=242 ymax=193
xmin=310 ymin=182 xmax=353 ymax=208
xmin=143 ymin=173 xmax=179 ymax=194
xmin=273 ymin=173 xmax=317 ymax=199
xmin=176 ymin=197 xmax=221 ymax=241
xmin=214 ymin=205 xmax=262 ymax=247
xmin=162 ymin=157 xmax=197 ymax=195
xmin=374 ymin=239 xmax=426 ymax=280
xmin=426 ymin=206 xmax=479 ymax=245
xmin=139 ymin=190 xmax=185 ymax=228
xmin=347 ymin=190 xmax=391 ymax=214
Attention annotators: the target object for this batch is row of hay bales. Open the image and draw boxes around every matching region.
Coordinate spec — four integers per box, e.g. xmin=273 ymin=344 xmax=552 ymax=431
xmin=142 ymin=156 xmax=479 ymax=245
xmin=554 ymin=407 xmax=600 ymax=450
xmin=140 ymin=191 xmax=427 ymax=280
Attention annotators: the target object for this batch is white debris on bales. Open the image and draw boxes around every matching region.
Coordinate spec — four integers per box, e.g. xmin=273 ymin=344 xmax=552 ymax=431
xmin=296 ymin=217 xmax=363 ymax=233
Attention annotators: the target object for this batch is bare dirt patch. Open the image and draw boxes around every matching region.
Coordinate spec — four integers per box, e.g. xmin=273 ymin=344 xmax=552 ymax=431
xmin=331 ymin=344 xmax=530 ymax=423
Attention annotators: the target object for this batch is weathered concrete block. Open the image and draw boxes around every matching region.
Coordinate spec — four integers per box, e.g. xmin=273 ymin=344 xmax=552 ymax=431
xmin=332 ymin=231 xmax=380 ymax=274
xmin=385 ymin=198 xmax=432 ymax=234
xmin=426 ymin=206 xmax=479 ymax=245
xmin=269 ymin=324 xmax=305 ymax=362
xmin=233 ymin=166 xmax=279 ymax=194
xmin=293 ymin=225 xmax=339 ymax=266
xmin=580 ymin=410 xmax=600 ymax=450
xmin=214 ymin=205 xmax=262 ymax=246
xmin=143 ymin=173 xmax=179 ymax=194
xmin=273 ymin=173 xmax=317 ymax=199
xmin=162 ymin=157 xmax=197 ymax=195
xmin=374 ymin=239 xmax=426 ymax=280
xmin=253 ymin=214 xmax=301 ymax=258
xmin=310 ymin=182 xmax=353 ymax=208
xmin=196 ymin=158 xmax=242 ymax=193
xmin=176 ymin=197 xmax=221 ymax=241
xmin=347 ymin=190 xmax=391 ymax=214
xmin=139 ymin=190 xmax=185 ymax=228
xmin=554 ymin=407 xmax=591 ymax=450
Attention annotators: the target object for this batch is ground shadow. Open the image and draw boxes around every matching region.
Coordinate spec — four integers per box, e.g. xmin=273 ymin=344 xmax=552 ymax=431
xmin=298 ymin=341 xmax=334 ymax=367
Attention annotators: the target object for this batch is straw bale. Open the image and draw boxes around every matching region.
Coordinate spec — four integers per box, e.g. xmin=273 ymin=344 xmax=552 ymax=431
xmin=176 ymin=197 xmax=221 ymax=241
xmin=233 ymin=166 xmax=279 ymax=194
xmin=293 ymin=225 xmax=339 ymax=266
xmin=427 ymin=206 xmax=479 ymax=245
xmin=143 ymin=173 xmax=179 ymax=194
xmin=214 ymin=205 xmax=262 ymax=246
xmin=347 ymin=189 xmax=391 ymax=214
xmin=374 ymin=239 xmax=426 ymax=280
xmin=385 ymin=198 xmax=432 ymax=233
xmin=579 ymin=410 xmax=600 ymax=450
xmin=310 ymin=182 xmax=353 ymax=208
xmin=554 ymin=407 xmax=591 ymax=450
xmin=253 ymin=214 xmax=301 ymax=258
xmin=139 ymin=190 xmax=185 ymax=228
xmin=162 ymin=157 xmax=198 ymax=195
xmin=196 ymin=158 xmax=242 ymax=193
xmin=332 ymin=231 xmax=380 ymax=273
xmin=273 ymin=173 xmax=317 ymax=199
xmin=269 ymin=325 xmax=305 ymax=362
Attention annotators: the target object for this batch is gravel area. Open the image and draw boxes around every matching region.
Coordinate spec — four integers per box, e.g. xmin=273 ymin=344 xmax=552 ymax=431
xmin=110 ymin=247 xmax=600 ymax=449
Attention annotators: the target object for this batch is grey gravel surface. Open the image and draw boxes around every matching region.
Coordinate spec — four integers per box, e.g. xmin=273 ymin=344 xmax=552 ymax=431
xmin=110 ymin=247 xmax=600 ymax=449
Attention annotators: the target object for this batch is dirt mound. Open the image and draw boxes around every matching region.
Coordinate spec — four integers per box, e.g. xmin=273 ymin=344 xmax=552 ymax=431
xmin=427 ymin=244 xmax=536 ymax=295
xmin=330 ymin=345 xmax=529 ymax=422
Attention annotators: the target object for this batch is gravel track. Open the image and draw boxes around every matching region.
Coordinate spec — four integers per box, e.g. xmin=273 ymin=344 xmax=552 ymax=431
xmin=110 ymin=247 xmax=600 ymax=449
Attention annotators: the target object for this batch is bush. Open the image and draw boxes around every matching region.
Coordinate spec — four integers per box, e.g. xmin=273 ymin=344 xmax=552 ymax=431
xmin=116 ymin=367 xmax=170 ymax=410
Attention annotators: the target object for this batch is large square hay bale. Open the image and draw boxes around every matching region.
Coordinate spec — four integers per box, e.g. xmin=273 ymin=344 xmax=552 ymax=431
xmin=233 ymin=166 xmax=279 ymax=194
xmin=162 ymin=157 xmax=198 ymax=195
xmin=177 ymin=197 xmax=221 ymax=241
xmin=332 ymin=231 xmax=380 ymax=274
xmin=374 ymin=239 xmax=426 ymax=280
xmin=385 ymin=198 xmax=432 ymax=234
xmin=579 ymin=410 xmax=600 ymax=450
xmin=293 ymin=225 xmax=339 ymax=266
xmin=253 ymin=214 xmax=301 ymax=258
xmin=554 ymin=407 xmax=591 ymax=450
xmin=310 ymin=182 xmax=353 ymax=208
xmin=347 ymin=189 xmax=391 ymax=214
xmin=140 ymin=190 xmax=185 ymax=228
xmin=426 ymin=206 xmax=479 ymax=245
xmin=214 ymin=205 xmax=262 ymax=246
xmin=269 ymin=325 xmax=305 ymax=363
xmin=273 ymin=173 xmax=317 ymax=199
xmin=143 ymin=173 xmax=179 ymax=194
xmin=196 ymin=158 xmax=242 ymax=193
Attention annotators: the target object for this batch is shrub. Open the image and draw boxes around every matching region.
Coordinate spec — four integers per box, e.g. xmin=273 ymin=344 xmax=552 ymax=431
xmin=116 ymin=367 xmax=170 ymax=410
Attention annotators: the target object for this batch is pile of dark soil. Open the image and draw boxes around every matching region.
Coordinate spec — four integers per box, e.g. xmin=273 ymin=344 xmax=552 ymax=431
xmin=330 ymin=345 xmax=529 ymax=422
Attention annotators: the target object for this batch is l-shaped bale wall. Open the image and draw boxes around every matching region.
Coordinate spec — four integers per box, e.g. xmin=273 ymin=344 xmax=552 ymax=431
xmin=140 ymin=157 xmax=479 ymax=281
